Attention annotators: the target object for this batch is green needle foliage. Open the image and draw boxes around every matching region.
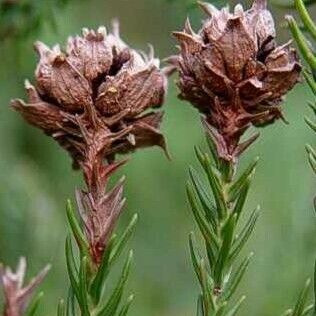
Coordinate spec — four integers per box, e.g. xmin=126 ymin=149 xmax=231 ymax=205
xmin=281 ymin=278 xmax=314 ymax=316
xmin=187 ymin=133 xmax=259 ymax=316
xmin=272 ymin=0 xmax=316 ymax=8
xmin=287 ymin=9 xmax=316 ymax=291
xmin=63 ymin=200 xmax=137 ymax=316
xmin=284 ymin=0 xmax=316 ymax=314
xmin=188 ymin=126 xmax=316 ymax=316
xmin=287 ymin=0 xmax=316 ymax=225
xmin=286 ymin=0 xmax=316 ymax=80
xmin=26 ymin=292 xmax=44 ymax=316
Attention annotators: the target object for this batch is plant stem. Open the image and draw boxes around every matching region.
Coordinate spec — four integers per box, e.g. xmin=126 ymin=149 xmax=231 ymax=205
xmin=188 ymin=123 xmax=259 ymax=315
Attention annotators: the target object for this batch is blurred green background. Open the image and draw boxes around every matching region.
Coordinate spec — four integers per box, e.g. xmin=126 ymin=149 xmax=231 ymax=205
xmin=0 ymin=0 xmax=315 ymax=315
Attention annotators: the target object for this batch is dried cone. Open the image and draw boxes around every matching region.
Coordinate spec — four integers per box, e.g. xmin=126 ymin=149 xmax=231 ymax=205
xmin=0 ymin=258 xmax=50 ymax=316
xmin=12 ymin=23 xmax=168 ymax=169
xmin=11 ymin=23 xmax=168 ymax=265
xmin=169 ymin=0 xmax=301 ymax=162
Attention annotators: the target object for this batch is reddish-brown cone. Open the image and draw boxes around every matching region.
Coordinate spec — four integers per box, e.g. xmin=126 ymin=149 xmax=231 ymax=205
xmin=11 ymin=24 xmax=168 ymax=169
xmin=169 ymin=0 xmax=301 ymax=162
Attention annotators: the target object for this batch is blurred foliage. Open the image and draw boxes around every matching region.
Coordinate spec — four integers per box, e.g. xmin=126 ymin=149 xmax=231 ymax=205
xmin=282 ymin=278 xmax=314 ymax=316
xmin=0 ymin=1 xmax=315 ymax=316
xmin=165 ymin=0 xmax=226 ymax=10
xmin=0 ymin=0 xmax=80 ymax=40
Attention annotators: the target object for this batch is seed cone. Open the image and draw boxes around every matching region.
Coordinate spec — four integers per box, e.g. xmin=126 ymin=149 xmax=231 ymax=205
xmin=169 ymin=0 xmax=301 ymax=162
xmin=11 ymin=23 xmax=168 ymax=169
xmin=11 ymin=23 xmax=168 ymax=264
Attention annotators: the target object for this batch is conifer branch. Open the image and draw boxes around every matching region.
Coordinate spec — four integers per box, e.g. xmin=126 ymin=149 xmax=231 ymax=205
xmin=187 ymin=128 xmax=259 ymax=315
xmin=285 ymin=0 xmax=316 ymax=314
xmin=170 ymin=0 xmax=301 ymax=314
xmin=10 ymin=22 xmax=168 ymax=316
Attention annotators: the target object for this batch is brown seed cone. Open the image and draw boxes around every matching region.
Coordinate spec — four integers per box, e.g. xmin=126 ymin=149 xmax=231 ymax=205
xmin=169 ymin=0 xmax=301 ymax=162
xmin=11 ymin=23 xmax=168 ymax=169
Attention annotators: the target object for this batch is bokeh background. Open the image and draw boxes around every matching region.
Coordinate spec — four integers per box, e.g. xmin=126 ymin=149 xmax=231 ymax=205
xmin=0 ymin=0 xmax=315 ymax=315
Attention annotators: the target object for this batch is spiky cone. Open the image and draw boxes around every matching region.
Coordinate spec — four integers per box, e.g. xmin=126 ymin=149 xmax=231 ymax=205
xmin=0 ymin=258 xmax=50 ymax=316
xmin=169 ymin=0 xmax=301 ymax=164
xmin=11 ymin=23 xmax=168 ymax=266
